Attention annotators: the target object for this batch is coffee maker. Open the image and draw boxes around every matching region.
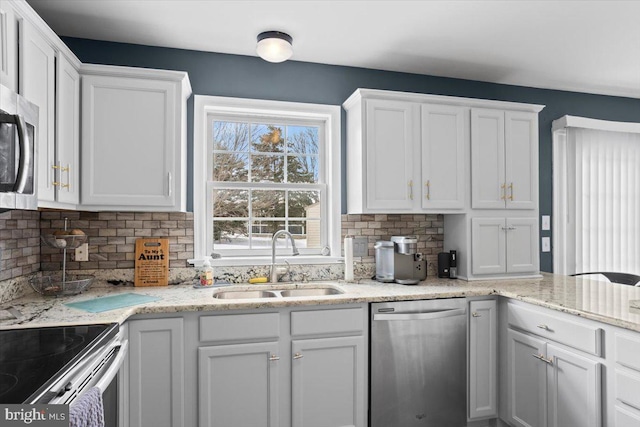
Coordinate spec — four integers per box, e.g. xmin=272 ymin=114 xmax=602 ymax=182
xmin=375 ymin=236 xmax=427 ymax=285
xmin=438 ymin=250 xmax=458 ymax=279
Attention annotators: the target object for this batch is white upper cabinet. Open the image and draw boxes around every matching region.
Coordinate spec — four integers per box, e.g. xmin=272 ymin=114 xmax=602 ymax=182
xmin=19 ymin=19 xmax=56 ymax=203
xmin=0 ymin=1 xmax=18 ymax=91
xmin=421 ymin=104 xmax=467 ymax=209
xmin=81 ymin=65 xmax=191 ymax=211
xmin=472 ymin=217 xmax=539 ymax=276
xmin=364 ymin=99 xmax=418 ymax=211
xmin=53 ymin=53 xmax=80 ymax=206
xmin=471 ymin=108 xmax=538 ymax=210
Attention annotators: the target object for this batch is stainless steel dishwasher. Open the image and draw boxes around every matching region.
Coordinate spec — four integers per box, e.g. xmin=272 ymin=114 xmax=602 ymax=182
xmin=371 ymin=298 xmax=467 ymax=427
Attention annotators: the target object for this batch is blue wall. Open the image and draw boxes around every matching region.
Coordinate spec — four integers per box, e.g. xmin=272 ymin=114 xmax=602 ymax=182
xmin=63 ymin=37 xmax=640 ymax=272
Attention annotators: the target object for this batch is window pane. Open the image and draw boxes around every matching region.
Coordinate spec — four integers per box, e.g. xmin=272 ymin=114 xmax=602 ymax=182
xmin=251 ymin=124 xmax=285 ymax=153
xmin=213 ymin=121 xmax=249 ymax=152
xmin=213 ymin=153 xmax=248 ymax=182
xmin=287 ymin=125 xmax=319 ymax=155
xmin=287 ymin=155 xmax=318 ymax=183
xmin=213 ymin=220 xmax=249 ymax=249
xmin=289 ymin=220 xmax=321 ymax=249
xmin=251 ymin=154 xmax=285 ymax=182
xmin=252 ymin=190 xmax=285 ymax=218
xmin=288 ymin=191 xmax=320 ymax=218
xmin=251 ymin=220 xmax=285 ymax=248
xmin=213 ymin=189 xmax=248 ymax=218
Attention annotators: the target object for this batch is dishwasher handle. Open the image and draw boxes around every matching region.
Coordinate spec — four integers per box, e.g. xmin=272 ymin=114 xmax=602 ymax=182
xmin=373 ymin=307 xmax=466 ymax=321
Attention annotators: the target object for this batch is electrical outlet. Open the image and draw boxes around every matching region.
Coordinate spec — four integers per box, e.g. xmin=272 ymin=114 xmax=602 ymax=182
xmin=75 ymin=243 xmax=89 ymax=261
xmin=542 ymin=237 xmax=551 ymax=252
xmin=352 ymin=237 xmax=368 ymax=257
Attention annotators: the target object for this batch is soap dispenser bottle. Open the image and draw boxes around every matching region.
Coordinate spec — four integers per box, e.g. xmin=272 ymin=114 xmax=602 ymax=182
xmin=199 ymin=258 xmax=214 ymax=286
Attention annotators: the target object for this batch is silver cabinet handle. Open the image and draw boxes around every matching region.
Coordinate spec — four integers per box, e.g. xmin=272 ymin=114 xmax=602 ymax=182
xmin=269 ymin=354 xmax=280 ymax=361
xmin=167 ymin=172 xmax=172 ymax=197
xmin=425 ymin=180 xmax=430 ymax=200
xmin=501 ymin=183 xmax=506 ymax=201
xmin=537 ymin=324 xmax=551 ymax=331
xmin=472 ymin=312 xmax=481 ymax=317
xmin=509 ymin=182 xmax=514 ymax=201
xmin=293 ymin=352 xmax=304 ymax=360
xmin=532 ymin=353 xmax=553 ymax=365
xmin=408 ymin=180 xmax=414 ymax=200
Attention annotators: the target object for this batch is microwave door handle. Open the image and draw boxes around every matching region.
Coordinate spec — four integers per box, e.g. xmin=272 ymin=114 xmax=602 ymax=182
xmin=13 ymin=114 xmax=29 ymax=193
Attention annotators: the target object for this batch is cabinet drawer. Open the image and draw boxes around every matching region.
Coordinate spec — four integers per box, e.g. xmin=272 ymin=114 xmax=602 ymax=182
xmin=616 ymin=370 xmax=640 ymax=412
xmin=200 ymin=313 xmax=279 ymax=343
xmin=616 ymin=332 xmax=640 ymax=371
xmin=291 ymin=308 xmax=364 ymax=337
xmin=507 ymin=303 xmax=602 ymax=356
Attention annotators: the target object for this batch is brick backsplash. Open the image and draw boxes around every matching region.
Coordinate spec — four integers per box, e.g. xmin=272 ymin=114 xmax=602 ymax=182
xmin=40 ymin=211 xmax=194 ymax=271
xmin=0 ymin=210 xmax=41 ymax=281
xmin=341 ymin=213 xmax=444 ymax=276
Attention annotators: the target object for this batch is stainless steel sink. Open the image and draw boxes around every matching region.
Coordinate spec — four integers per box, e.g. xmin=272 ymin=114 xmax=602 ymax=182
xmin=213 ymin=290 xmax=278 ymax=299
xmin=212 ymin=284 xmax=345 ymax=299
xmin=280 ymin=287 xmax=344 ymax=297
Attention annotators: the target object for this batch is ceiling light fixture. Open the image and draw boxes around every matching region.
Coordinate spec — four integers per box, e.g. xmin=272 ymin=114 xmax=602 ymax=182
xmin=256 ymin=31 xmax=293 ymax=63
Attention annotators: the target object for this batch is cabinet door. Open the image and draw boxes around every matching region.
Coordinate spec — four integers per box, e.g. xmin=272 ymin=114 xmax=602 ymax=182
xmin=199 ymin=342 xmax=279 ymax=427
xmin=81 ymin=74 xmax=178 ymax=208
xmin=472 ymin=217 xmax=506 ymax=275
xmin=471 ymin=108 xmax=506 ymax=209
xmin=506 ymin=217 xmax=539 ymax=273
xmin=292 ymin=336 xmax=366 ymax=427
xmin=55 ymin=54 xmax=80 ymax=205
xmin=365 ymin=99 xmax=418 ymax=211
xmin=546 ymin=344 xmax=602 ymax=427
xmin=421 ymin=104 xmax=467 ymax=209
xmin=0 ymin=2 xmax=18 ymax=91
xmin=128 ymin=318 xmax=184 ymax=427
xmin=469 ymin=299 xmax=498 ymax=419
xmin=507 ymin=329 xmax=547 ymax=427
xmin=19 ymin=21 xmax=56 ymax=203
xmin=505 ymin=111 xmax=537 ymax=210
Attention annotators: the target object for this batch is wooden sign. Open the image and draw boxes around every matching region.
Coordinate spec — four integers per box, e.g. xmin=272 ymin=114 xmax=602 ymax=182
xmin=134 ymin=238 xmax=169 ymax=287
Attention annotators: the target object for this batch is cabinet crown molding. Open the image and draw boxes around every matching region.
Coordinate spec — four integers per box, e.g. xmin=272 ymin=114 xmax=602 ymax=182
xmin=343 ymin=88 xmax=545 ymax=113
xmin=80 ymin=63 xmax=192 ymax=98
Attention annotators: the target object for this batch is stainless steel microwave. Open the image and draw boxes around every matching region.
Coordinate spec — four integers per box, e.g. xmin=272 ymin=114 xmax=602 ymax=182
xmin=0 ymin=84 xmax=38 ymax=210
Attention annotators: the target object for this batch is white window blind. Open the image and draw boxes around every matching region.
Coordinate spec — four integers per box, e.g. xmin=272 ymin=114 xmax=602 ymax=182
xmin=553 ymin=116 xmax=640 ymax=276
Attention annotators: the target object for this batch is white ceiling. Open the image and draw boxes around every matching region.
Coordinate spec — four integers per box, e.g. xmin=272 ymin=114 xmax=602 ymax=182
xmin=26 ymin=0 xmax=640 ymax=99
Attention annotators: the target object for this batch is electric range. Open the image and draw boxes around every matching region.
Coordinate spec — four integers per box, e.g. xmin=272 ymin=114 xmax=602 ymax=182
xmin=0 ymin=323 xmax=118 ymax=404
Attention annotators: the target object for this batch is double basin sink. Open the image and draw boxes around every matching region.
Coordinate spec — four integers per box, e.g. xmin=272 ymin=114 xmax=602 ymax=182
xmin=213 ymin=283 xmax=345 ymax=300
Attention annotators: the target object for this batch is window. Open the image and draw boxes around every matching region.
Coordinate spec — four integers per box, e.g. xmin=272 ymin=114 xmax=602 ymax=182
xmin=193 ymin=96 xmax=341 ymax=262
xmin=553 ymin=116 xmax=640 ymax=276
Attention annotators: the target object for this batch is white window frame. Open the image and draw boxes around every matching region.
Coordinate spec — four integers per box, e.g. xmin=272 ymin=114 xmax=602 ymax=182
xmin=193 ymin=95 xmax=341 ymax=265
xmin=552 ymin=115 xmax=640 ymax=275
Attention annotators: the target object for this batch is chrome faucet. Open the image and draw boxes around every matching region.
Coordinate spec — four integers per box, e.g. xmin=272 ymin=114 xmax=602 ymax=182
xmin=270 ymin=230 xmax=299 ymax=282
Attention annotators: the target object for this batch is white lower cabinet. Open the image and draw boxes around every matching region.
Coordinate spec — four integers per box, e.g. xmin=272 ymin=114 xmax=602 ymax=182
xmin=198 ymin=342 xmax=280 ymax=427
xmin=291 ymin=336 xmax=365 ymax=427
xmin=128 ymin=318 xmax=185 ymax=427
xmin=505 ymin=304 xmax=602 ymax=427
xmin=468 ymin=299 xmax=498 ymax=420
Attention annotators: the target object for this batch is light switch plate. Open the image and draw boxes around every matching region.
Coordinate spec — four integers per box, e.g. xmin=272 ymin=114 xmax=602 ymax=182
xmin=541 ymin=215 xmax=551 ymax=231
xmin=542 ymin=237 xmax=551 ymax=252
xmin=352 ymin=237 xmax=368 ymax=257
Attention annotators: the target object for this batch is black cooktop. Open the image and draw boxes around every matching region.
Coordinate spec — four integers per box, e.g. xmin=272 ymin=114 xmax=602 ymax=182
xmin=0 ymin=323 xmax=117 ymax=403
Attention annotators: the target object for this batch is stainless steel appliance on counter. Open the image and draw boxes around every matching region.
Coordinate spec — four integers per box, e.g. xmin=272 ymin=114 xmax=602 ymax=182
xmin=0 ymin=84 xmax=38 ymax=210
xmin=0 ymin=323 xmax=128 ymax=427
xmin=374 ymin=235 xmax=427 ymax=284
xmin=371 ymin=299 xmax=467 ymax=427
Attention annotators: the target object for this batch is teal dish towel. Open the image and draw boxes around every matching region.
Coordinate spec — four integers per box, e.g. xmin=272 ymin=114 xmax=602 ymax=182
xmin=65 ymin=293 xmax=161 ymax=313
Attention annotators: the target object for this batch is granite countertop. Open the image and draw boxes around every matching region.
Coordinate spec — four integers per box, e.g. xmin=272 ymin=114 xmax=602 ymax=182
xmin=1 ymin=272 xmax=640 ymax=332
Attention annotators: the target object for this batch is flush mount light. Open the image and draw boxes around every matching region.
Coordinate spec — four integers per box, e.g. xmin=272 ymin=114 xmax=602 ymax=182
xmin=256 ymin=31 xmax=293 ymax=63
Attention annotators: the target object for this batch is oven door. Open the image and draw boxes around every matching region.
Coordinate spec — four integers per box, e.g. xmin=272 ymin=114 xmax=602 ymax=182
xmin=47 ymin=336 xmax=129 ymax=427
